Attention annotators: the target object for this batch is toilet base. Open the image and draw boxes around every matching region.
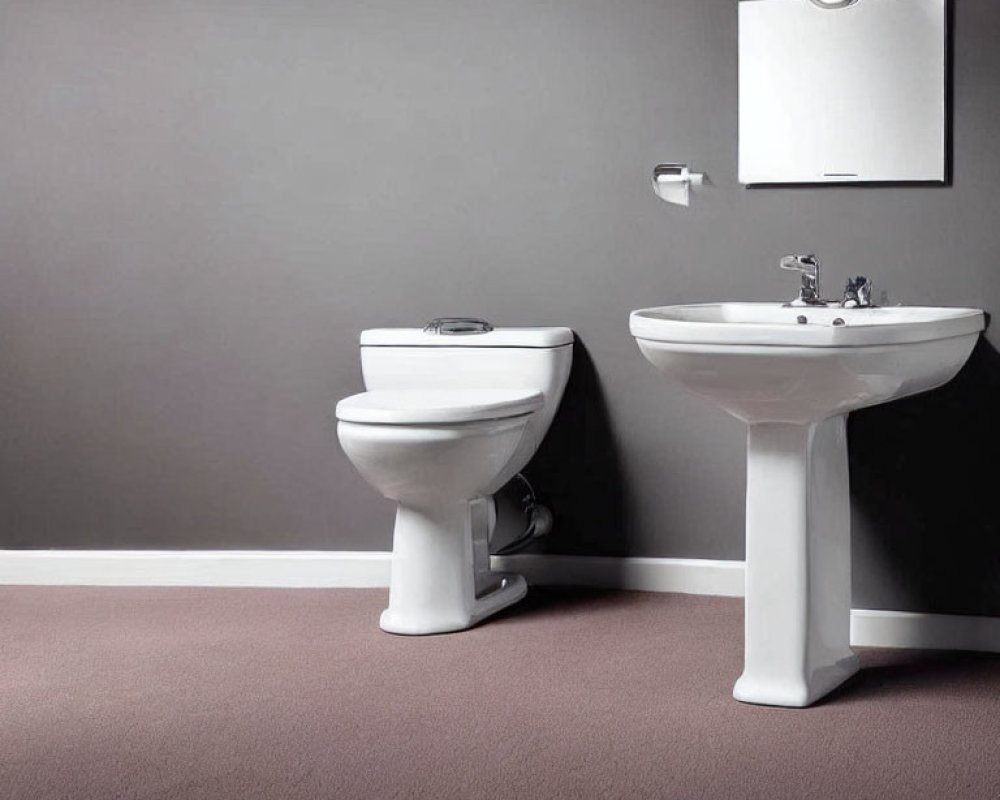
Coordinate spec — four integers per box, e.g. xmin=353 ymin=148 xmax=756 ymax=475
xmin=379 ymin=497 xmax=528 ymax=635
xmin=380 ymin=572 xmax=527 ymax=635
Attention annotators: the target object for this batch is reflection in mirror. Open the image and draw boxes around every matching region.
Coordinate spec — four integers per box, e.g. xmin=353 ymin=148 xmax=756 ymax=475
xmin=739 ymin=0 xmax=946 ymax=185
xmin=808 ymin=0 xmax=859 ymax=8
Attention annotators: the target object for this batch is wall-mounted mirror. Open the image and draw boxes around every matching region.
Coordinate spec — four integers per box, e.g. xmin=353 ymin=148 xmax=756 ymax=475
xmin=738 ymin=0 xmax=946 ymax=185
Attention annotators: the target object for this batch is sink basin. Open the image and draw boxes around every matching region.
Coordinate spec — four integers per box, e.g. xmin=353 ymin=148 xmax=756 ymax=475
xmin=630 ymin=301 xmax=985 ymax=707
xmin=630 ymin=302 xmax=985 ymax=424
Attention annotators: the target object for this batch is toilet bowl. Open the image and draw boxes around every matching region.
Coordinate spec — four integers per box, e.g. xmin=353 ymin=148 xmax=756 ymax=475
xmin=335 ymin=320 xmax=573 ymax=635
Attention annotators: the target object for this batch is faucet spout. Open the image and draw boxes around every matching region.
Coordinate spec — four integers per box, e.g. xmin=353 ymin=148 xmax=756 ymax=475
xmin=780 ymin=254 xmax=825 ymax=306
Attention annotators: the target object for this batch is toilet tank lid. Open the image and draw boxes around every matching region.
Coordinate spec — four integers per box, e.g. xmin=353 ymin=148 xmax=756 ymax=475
xmin=360 ymin=326 xmax=574 ymax=348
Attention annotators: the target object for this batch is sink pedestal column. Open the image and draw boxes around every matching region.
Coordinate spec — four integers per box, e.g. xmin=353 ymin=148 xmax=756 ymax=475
xmin=733 ymin=413 xmax=860 ymax=707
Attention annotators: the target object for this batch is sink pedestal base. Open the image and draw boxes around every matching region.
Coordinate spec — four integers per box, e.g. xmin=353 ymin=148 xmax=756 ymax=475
xmin=733 ymin=414 xmax=860 ymax=707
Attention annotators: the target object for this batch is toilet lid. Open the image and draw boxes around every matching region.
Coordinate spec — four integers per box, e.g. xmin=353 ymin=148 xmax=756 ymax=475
xmin=335 ymin=388 xmax=544 ymax=425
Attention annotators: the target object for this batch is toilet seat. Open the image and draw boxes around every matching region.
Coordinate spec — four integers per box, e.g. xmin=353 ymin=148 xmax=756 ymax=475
xmin=336 ymin=388 xmax=543 ymax=425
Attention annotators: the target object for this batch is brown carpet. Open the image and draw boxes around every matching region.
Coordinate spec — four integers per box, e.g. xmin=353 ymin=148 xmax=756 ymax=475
xmin=1 ymin=586 xmax=998 ymax=800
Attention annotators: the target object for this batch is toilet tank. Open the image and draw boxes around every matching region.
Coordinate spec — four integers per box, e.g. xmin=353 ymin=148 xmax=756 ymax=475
xmin=359 ymin=325 xmax=574 ymax=440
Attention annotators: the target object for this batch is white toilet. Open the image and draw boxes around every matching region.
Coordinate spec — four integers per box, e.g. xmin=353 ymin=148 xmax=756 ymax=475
xmin=335 ymin=318 xmax=573 ymax=635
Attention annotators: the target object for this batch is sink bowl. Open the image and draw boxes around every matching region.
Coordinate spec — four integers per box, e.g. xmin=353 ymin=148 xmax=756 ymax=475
xmin=631 ymin=301 xmax=985 ymax=707
xmin=630 ymin=302 xmax=985 ymax=424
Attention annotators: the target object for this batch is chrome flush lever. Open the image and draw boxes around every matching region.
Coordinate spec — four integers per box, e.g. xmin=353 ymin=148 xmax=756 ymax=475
xmin=423 ymin=317 xmax=495 ymax=335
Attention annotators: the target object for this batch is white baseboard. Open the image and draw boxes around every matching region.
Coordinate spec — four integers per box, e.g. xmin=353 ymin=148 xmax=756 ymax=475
xmin=849 ymin=608 xmax=1000 ymax=652
xmin=0 ymin=550 xmax=391 ymax=588
xmin=1 ymin=549 xmax=997 ymax=654
xmin=492 ymin=553 xmax=747 ymax=596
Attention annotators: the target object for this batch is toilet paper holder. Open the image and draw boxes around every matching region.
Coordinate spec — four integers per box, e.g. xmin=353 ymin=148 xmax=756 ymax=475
xmin=651 ymin=163 xmax=706 ymax=207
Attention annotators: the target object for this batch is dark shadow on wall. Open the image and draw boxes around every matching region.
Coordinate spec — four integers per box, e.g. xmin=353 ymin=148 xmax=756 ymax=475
xmin=515 ymin=336 xmax=630 ymax=559
xmin=848 ymin=335 xmax=1000 ymax=617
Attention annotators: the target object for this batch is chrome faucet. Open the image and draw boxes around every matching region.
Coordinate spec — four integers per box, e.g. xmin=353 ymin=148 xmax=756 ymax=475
xmin=780 ymin=254 xmax=825 ymax=306
xmin=780 ymin=255 xmax=876 ymax=308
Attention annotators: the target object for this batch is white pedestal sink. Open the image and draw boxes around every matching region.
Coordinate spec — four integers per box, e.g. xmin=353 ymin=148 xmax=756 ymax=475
xmin=630 ymin=302 xmax=985 ymax=707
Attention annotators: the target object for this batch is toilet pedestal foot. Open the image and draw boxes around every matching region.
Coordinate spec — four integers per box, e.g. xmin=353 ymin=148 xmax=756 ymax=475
xmin=379 ymin=497 xmax=526 ymax=635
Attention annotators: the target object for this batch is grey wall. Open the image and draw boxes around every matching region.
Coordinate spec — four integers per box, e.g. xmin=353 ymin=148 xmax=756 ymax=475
xmin=2 ymin=0 xmax=999 ymax=614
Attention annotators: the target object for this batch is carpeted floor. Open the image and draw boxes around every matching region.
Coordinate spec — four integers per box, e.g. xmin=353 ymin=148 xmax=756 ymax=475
xmin=1 ymin=586 xmax=998 ymax=800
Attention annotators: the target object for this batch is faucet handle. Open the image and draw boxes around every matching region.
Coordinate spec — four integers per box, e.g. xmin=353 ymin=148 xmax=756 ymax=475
xmin=842 ymin=276 xmax=874 ymax=308
xmin=780 ymin=254 xmax=823 ymax=306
